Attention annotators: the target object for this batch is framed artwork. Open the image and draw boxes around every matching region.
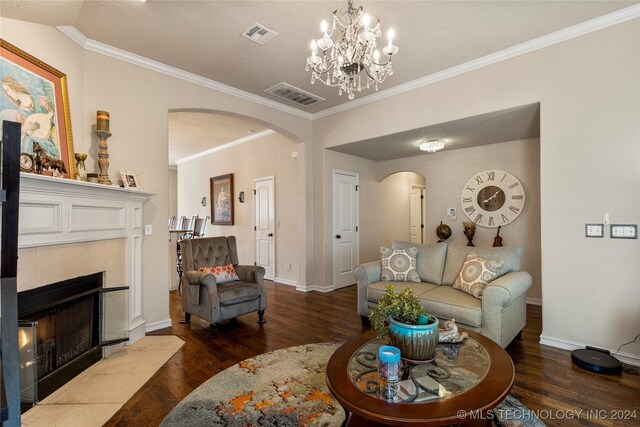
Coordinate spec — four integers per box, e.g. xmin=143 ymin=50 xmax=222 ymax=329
xmin=120 ymin=170 xmax=141 ymax=189
xmin=0 ymin=39 xmax=76 ymax=178
xmin=210 ymin=174 xmax=234 ymax=225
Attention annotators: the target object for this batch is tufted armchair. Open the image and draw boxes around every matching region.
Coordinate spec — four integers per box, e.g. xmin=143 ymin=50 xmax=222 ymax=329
xmin=179 ymin=236 xmax=266 ymax=334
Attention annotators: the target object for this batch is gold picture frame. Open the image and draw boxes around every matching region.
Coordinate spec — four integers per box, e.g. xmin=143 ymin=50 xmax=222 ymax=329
xmin=0 ymin=39 xmax=76 ymax=178
xmin=210 ymin=174 xmax=234 ymax=225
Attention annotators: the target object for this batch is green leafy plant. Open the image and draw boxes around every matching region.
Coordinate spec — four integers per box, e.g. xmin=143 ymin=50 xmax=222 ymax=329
xmin=369 ymin=286 xmax=434 ymax=339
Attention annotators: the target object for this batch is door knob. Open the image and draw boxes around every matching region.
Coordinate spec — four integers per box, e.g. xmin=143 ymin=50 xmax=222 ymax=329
xmin=268 ymin=233 xmax=273 ymax=237
xmin=336 ymin=234 xmax=341 ymax=239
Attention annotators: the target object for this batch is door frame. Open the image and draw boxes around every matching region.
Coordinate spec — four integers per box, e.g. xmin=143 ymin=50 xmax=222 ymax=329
xmin=254 ymin=176 xmax=276 ymax=281
xmin=410 ymin=184 xmax=426 ymax=244
xmin=332 ymin=169 xmax=360 ymax=289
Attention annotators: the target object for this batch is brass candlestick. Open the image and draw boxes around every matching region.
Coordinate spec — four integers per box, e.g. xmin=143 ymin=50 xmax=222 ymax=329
xmin=96 ymin=130 xmax=112 ymax=185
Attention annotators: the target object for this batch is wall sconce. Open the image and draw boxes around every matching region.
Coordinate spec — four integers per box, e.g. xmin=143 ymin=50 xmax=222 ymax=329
xmin=238 ymin=191 xmax=245 ymax=203
xmin=201 ymin=197 xmax=207 ymax=207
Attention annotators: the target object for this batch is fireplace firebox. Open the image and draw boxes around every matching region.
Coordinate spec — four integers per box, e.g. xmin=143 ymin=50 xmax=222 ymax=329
xmin=18 ymin=273 xmax=128 ymax=410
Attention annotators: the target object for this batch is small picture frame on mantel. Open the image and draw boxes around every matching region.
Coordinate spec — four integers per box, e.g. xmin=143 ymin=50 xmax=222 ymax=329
xmin=120 ymin=170 xmax=141 ymax=190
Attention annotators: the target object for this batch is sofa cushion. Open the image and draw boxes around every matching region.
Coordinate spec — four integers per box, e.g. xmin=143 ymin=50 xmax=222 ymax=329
xmin=380 ymin=247 xmax=421 ymax=282
xmin=199 ymin=264 xmax=240 ymax=284
xmin=442 ymin=245 xmax=523 ymax=286
xmin=367 ymin=281 xmax=437 ymax=303
xmin=420 ymin=286 xmax=482 ymax=328
xmin=453 ymin=252 xmax=504 ymax=298
xmin=392 ymin=241 xmax=448 ymax=285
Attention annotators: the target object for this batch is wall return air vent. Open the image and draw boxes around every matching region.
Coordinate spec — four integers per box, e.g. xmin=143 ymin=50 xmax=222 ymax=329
xmin=241 ymin=23 xmax=278 ymax=45
xmin=265 ymin=83 xmax=325 ymax=107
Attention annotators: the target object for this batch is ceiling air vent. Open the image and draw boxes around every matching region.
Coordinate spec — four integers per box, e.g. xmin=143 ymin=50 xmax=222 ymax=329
xmin=265 ymin=83 xmax=325 ymax=107
xmin=241 ymin=23 xmax=277 ymax=45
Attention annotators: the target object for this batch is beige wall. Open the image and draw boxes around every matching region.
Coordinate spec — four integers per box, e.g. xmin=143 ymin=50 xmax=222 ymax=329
xmin=2 ymin=18 xmax=313 ymax=328
xmin=314 ymin=20 xmax=640 ymax=360
xmin=177 ymin=131 xmax=299 ymax=283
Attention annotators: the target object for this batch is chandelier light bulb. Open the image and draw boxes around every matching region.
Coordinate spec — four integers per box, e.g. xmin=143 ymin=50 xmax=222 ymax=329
xmin=363 ymin=13 xmax=370 ymax=27
xmin=311 ymin=39 xmax=317 ymax=52
xmin=321 ymin=20 xmax=328 ymax=34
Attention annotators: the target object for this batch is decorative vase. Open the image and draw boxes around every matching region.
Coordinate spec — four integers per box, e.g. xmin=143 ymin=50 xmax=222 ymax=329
xmin=388 ymin=316 xmax=439 ymax=361
xmin=463 ymin=221 xmax=476 ymax=247
xmin=436 ymin=221 xmax=452 ymax=242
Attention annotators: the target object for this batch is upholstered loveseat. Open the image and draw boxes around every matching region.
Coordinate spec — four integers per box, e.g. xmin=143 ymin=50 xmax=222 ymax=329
xmin=354 ymin=241 xmax=532 ymax=348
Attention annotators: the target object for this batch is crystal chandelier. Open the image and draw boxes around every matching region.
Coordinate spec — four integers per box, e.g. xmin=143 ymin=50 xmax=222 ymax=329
xmin=306 ymin=0 xmax=399 ymax=100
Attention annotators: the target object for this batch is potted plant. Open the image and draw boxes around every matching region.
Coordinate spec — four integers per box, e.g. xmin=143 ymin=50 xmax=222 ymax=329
xmin=369 ymin=286 xmax=439 ymax=361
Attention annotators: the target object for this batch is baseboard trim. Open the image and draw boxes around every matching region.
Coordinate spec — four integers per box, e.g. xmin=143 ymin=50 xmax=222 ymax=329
xmin=540 ymin=334 xmax=640 ymax=367
xmin=145 ymin=318 xmax=172 ymax=333
xmin=526 ymin=297 xmax=542 ymax=306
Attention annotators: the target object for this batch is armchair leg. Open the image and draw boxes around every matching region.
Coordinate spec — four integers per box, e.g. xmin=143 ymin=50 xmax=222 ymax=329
xmin=179 ymin=312 xmax=191 ymax=324
xmin=209 ymin=323 xmax=218 ymax=336
xmin=257 ymin=310 xmax=266 ymax=324
xmin=360 ymin=315 xmax=371 ymax=328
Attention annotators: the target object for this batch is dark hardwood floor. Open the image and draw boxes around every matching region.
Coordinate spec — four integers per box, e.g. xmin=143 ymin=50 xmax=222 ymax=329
xmin=105 ymin=282 xmax=640 ymax=427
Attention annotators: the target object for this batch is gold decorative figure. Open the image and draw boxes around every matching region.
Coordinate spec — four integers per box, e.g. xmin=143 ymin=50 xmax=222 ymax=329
xmin=463 ymin=222 xmax=476 ymax=247
xmin=493 ymin=225 xmax=504 ymax=247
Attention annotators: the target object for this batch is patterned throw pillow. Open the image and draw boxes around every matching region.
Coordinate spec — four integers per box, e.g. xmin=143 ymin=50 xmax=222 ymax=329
xmin=453 ymin=252 xmax=504 ymax=298
xmin=380 ymin=246 xmax=420 ymax=282
xmin=198 ymin=264 xmax=240 ymax=284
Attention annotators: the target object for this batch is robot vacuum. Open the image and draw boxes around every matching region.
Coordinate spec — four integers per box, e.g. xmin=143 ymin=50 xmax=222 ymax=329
xmin=571 ymin=347 xmax=622 ymax=374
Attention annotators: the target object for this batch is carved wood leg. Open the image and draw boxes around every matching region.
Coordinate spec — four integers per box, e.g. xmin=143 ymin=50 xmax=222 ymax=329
xmin=360 ymin=315 xmax=371 ymax=328
xmin=257 ymin=310 xmax=266 ymax=324
xmin=179 ymin=312 xmax=191 ymax=324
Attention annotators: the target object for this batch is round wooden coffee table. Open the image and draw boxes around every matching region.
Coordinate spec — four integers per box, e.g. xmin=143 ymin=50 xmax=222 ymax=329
xmin=326 ymin=330 xmax=514 ymax=426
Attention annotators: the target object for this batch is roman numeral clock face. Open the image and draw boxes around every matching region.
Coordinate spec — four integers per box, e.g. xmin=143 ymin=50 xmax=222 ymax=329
xmin=460 ymin=170 xmax=526 ymax=227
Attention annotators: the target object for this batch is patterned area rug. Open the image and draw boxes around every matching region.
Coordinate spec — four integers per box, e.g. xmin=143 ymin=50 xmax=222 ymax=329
xmin=161 ymin=342 xmax=345 ymax=427
xmin=162 ymin=341 xmax=544 ymax=427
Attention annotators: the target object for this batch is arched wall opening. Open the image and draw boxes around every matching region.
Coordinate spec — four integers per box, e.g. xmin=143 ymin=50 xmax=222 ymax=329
xmin=168 ymin=109 xmax=302 ymax=291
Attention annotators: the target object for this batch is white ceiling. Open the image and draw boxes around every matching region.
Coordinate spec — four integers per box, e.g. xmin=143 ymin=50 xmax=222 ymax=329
xmin=1 ymin=1 xmax=634 ymax=164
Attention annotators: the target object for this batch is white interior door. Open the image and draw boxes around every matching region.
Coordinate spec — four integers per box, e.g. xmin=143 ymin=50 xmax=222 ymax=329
xmin=254 ymin=177 xmax=275 ymax=280
xmin=410 ymin=186 xmax=425 ymax=243
xmin=333 ymin=170 xmax=359 ymax=289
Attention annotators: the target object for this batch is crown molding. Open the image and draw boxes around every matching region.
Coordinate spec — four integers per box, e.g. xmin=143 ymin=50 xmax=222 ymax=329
xmin=174 ymin=129 xmax=275 ymax=164
xmin=312 ymin=4 xmax=640 ymax=119
xmin=57 ymin=4 xmax=639 ymax=122
xmin=55 ymin=26 xmax=314 ymax=121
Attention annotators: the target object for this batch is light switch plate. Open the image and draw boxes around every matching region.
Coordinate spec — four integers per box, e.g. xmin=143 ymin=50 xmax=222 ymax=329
xmin=610 ymin=224 xmax=637 ymax=239
xmin=585 ymin=224 xmax=604 ymax=238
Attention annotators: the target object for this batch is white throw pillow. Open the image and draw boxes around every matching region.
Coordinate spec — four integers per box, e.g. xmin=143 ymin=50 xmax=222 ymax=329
xmin=453 ymin=252 xmax=504 ymax=298
xmin=380 ymin=246 xmax=421 ymax=283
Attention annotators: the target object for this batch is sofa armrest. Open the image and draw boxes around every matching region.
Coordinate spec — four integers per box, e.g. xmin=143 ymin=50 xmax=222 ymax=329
xmin=482 ymin=271 xmax=532 ymax=308
xmin=354 ymin=261 xmax=382 ymax=317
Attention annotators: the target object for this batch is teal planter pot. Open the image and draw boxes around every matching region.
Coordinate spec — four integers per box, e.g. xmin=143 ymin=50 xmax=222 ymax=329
xmin=388 ymin=315 xmax=439 ymax=361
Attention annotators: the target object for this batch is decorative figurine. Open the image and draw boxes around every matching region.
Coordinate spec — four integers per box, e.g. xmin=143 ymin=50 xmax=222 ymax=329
xmin=33 ymin=141 xmax=66 ymax=176
xmin=74 ymin=152 xmax=88 ymax=181
xmin=436 ymin=221 xmax=452 ymax=242
xmin=96 ymin=110 xmax=112 ymax=185
xmin=493 ymin=225 xmax=504 ymax=247
xmin=438 ymin=319 xmax=468 ymax=343
xmin=463 ymin=222 xmax=476 ymax=247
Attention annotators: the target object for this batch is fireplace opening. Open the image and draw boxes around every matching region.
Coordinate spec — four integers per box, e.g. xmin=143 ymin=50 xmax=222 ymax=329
xmin=18 ymin=273 xmax=129 ymax=411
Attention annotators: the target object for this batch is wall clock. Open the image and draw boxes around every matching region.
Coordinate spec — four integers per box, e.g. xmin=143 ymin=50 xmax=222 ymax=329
xmin=460 ymin=170 xmax=526 ymax=228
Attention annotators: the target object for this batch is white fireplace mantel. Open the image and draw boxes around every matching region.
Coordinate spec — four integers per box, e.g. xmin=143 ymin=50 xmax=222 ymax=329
xmin=18 ymin=173 xmax=154 ymax=344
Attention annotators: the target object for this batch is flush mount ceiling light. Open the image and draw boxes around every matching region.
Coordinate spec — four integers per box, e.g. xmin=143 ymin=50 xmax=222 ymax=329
xmin=306 ymin=0 xmax=399 ymax=100
xmin=419 ymin=139 xmax=444 ymax=152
